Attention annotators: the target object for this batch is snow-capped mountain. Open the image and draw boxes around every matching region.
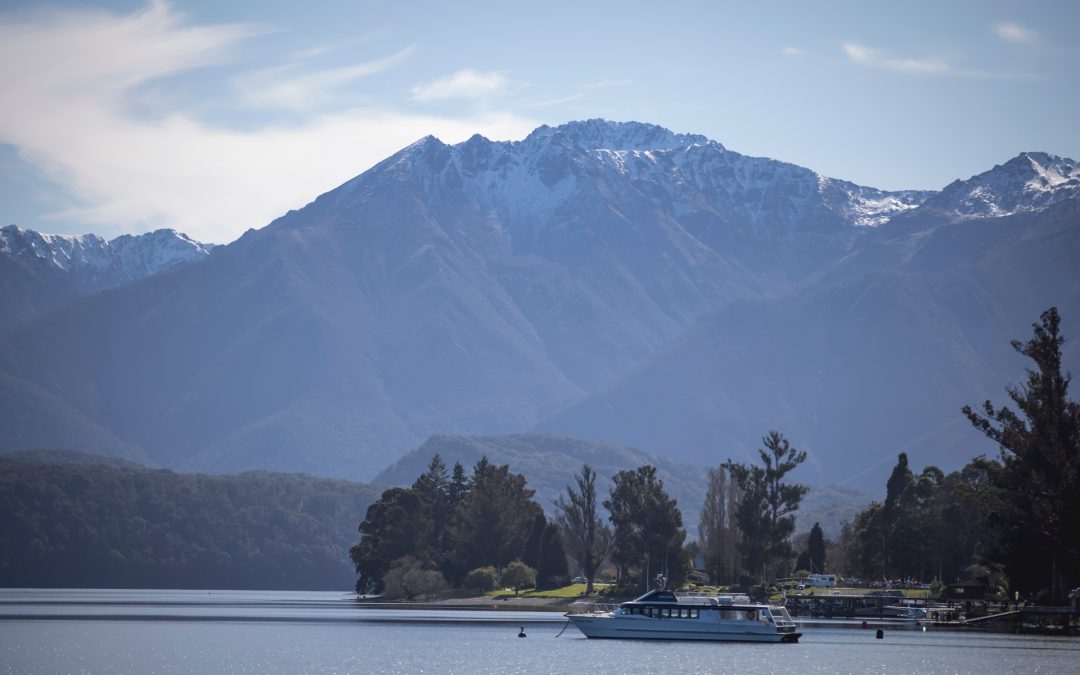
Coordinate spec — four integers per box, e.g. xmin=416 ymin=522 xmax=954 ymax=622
xmin=0 ymin=120 xmax=1075 ymax=489
xmin=0 ymin=225 xmax=214 ymax=327
xmin=338 ymin=120 xmax=930 ymax=265
xmin=1 ymin=225 xmax=214 ymax=283
xmin=896 ymin=152 xmax=1080 ymax=224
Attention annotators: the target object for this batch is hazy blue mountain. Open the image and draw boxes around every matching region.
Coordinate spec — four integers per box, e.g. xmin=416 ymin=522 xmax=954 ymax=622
xmin=0 ymin=120 xmax=922 ymax=480
xmin=0 ymin=121 xmax=1071 ymax=490
xmin=0 ymin=225 xmax=214 ymax=328
xmin=374 ymin=433 xmax=869 ymax=538
xmin=539 ymin=158 xmax=1080 ymax=488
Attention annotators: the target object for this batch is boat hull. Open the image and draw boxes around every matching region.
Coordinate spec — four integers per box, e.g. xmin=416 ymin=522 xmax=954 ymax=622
xmin=569 ymin=615 xmax=801 ymax=643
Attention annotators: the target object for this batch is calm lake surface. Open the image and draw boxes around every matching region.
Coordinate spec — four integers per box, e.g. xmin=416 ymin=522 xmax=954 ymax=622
xmin=1 ymin=589 xmax=1076 ymax=674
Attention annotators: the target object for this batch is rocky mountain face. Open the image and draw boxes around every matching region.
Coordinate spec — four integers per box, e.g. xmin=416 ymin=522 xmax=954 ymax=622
xmin=0 ymin=226 xmax=214 ymax=328
xmin=901 ymin=152 xmax=1080 ymax=224
xmin=539 ymin=165 xmax=1080 ymax=486
xmin=0 ymin=120 xmax=1074 ymax=490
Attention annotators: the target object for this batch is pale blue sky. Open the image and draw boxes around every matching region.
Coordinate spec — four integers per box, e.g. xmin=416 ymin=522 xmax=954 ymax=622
xmin=1 ymin=0 xmax=1077 ymax=242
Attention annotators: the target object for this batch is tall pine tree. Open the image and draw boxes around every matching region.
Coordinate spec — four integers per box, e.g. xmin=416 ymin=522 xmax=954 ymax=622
xmin=963 ymin=307 xmax=1080 ymax=601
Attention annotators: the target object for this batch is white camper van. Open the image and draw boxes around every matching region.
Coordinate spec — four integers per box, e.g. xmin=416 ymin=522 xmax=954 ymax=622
xmin=808 ymin=574 xmax=836 ymax=588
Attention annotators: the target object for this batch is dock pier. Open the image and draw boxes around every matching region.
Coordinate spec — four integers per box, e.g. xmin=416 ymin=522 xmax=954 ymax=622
xmin=784 ymin=594 xmax=1078 ymax=635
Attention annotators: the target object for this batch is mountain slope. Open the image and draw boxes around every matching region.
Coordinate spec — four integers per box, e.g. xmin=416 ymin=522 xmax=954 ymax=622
xmin=0 ymin=120 xmax=919 ymax=479
xmin=539 ymin=175 xmax=1080 ymax=487
xmin=0 ymin=225 xmax=214 ymax=327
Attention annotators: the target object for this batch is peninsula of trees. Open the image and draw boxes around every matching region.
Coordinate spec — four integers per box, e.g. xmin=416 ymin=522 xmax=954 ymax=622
xmin=353 ymin=308 xmax=1080 ymax=604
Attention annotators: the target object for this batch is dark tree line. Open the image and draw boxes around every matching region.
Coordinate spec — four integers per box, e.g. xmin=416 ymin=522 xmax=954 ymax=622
xmin=350 ymin=455 xmax=568 ymax=595
xmin=839 ymin=308 xmax=1079 ymax=603
xmin=0 ymin=456 xmax=380 ymax=589
xmin=838 ymin=453 xmax=993 ymax=585
xmin=352 ymin=459 xmax=700 ymax=595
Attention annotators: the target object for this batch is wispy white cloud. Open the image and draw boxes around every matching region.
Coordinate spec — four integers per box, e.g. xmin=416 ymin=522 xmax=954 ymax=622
xmin=993 ymin=21 xmax=1038 ymax=44
xmin=782 ymin=46 xmax=804 ymax=57
xmin=411 ymin=69 xmax=510 ymax=102
xmin=0 ymin=2 xmax=537 ymax=243
xmin=236 ymin=44 xmax=415 ymax=111
xmin=842 ymin=42 xmax=950 ymax=74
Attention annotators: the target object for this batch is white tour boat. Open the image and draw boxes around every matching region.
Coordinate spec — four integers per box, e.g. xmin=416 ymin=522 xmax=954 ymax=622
xmin=567 ymin=589 xmax=802 ymax=643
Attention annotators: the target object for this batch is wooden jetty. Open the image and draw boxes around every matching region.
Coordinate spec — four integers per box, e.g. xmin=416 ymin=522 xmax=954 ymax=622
xmin=785 ymin=594 xmax=1079 ymax=635
xmin=948 ymin=607 xmax=1079 ymax=635
xmin=784 ymin=594 xmax=926 ymax=620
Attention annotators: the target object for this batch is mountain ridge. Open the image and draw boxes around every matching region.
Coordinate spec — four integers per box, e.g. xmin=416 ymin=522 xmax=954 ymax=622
xmin=0 ymin=225 xmax=215 ymax=328
xmin=0 ymin=119 xmax=1075 ymax=489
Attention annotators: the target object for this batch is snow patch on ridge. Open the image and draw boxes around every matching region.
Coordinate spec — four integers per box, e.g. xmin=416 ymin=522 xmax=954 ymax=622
xmin=0 ymin=225 xmax=215 ymax=282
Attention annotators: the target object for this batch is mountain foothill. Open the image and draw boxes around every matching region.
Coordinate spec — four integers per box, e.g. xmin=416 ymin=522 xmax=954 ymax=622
xmin=1 ymin=119 xmax=1077 ymax=492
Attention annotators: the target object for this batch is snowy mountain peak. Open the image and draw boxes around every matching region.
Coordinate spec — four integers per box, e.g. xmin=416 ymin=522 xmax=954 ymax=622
xmin=524 ymin=119 xmax=714 ymax=152
xmin=1 ymin=224 xmax=214 ymax=283
xmin=327 ymin=120 xmax=933 ymax=256
xmin=924 ymin=151 xmax=1080 ymax=219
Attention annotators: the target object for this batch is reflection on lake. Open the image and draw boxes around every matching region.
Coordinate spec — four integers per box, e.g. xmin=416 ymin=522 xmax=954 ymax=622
xmin=1 ymin=589 xmax=1077 ymax=674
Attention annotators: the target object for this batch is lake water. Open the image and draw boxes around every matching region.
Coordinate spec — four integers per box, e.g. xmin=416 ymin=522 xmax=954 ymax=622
xmin=1 ymin=589 xmax=1077 ymax=674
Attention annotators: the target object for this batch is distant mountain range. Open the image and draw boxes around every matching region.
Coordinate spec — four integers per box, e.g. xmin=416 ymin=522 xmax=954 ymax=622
xmin=0 ymin=225 xmax=214 ymax=328
xmin=0 ymin=120 xmax=1076 ymax=489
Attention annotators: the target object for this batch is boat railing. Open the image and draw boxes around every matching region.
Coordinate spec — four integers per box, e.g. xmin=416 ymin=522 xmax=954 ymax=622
xmin=567 ymin=602 xmax=618 ymax=615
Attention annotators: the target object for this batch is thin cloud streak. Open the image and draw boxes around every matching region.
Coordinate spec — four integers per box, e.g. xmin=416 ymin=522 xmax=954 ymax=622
xmin=841 ymin=41 xmax=1036 ymax=80
xmin=411 ymin=69 xmax=510 ymax=102
xmin=236 ymin=44 xmax=416 ymax=111
xmin=0 ymin=2 xmax=537 ymax=243
xmin=994 ymin=21 xmax=1038 ymax=44
xmin=842 ymin=42 xmax=950 ymax=74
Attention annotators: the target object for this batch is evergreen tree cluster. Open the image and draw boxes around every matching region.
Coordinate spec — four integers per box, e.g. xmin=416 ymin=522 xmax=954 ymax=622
xmin=350 ymin=455 xmax=568 ymax=594
xmin=353 ymin=459 xmax=700 ymax=594
xmin=837 ymin=308 xmax=1079 ymax=602
xmin=696 ymin=431 xmax=810 ymax=586
xmin=837 ymin=454 xmax=993 ymax=585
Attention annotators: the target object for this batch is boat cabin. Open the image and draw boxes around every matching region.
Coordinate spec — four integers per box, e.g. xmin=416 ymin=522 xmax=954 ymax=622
xmin=616 ymin=589 xmax=792 ymax=626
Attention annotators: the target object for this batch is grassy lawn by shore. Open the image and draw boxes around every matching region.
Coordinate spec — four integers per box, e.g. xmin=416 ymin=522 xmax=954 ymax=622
xmin=489 ymin=582 xmax=612 ymax=599
xmin=770 ymin=587 xmax=933 ymax=602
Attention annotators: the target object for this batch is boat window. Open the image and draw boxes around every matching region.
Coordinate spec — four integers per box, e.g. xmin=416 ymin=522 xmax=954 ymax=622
xmin=662 ymin=608 xmax=672 ymax=618
xmin=690 ymin=609 xmax=699 ymax=619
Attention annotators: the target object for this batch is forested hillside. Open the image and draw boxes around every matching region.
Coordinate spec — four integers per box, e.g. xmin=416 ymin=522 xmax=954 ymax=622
xmin=0 ymin=453 xmax=379 ymax=589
